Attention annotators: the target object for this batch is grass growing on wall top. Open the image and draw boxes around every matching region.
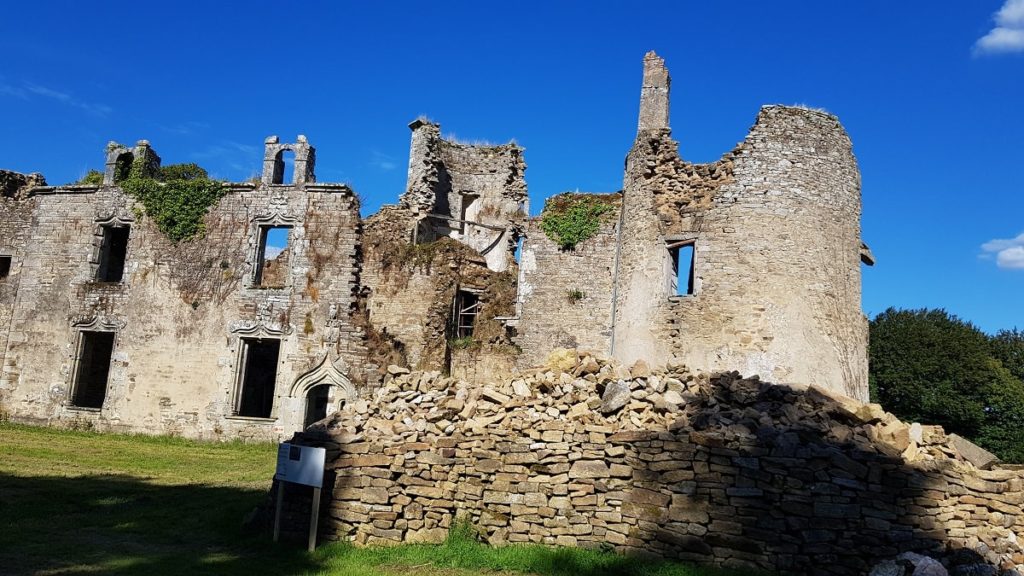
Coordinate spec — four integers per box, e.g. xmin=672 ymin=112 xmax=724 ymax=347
xmin=539 ymin=193 xmax=618 ymax=250
xmin=118 ymin=158 xmax=227 ymax=242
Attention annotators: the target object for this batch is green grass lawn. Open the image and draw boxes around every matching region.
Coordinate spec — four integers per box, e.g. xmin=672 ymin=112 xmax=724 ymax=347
xmin=0 ymin=422 xmax=758 ymax=576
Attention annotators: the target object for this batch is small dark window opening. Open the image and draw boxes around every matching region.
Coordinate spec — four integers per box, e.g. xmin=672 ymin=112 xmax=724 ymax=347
xmin=304 ymin=384 xmax=330 ymax=429
xmin=670 ymin=243 xmax=696 ymax=296
xmin=0 ymin=256 xmax=11 ymax=279
xmin=255 ymin=226 xmax=291 ymax=287
xmin=113 ymin=152 xmax=134 ymax=183
xmin=97 ymin=226 xmax=130 ymax=282
xmin=453 ymin=290 xmax=480 ymax=339
xmin=272 ymin=150 xmax=295 ymax=184
xmin=459 ymin=193 xmax=479 ymax=234
xmin=72 ymin=331 xmax=115 ymax=409
xmin=236 ymin=338 xmax=280 ymax=418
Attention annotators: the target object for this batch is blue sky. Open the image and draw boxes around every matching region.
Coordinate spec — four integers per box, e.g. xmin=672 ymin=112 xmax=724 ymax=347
xmin=1 ymin=1 xmax=1021 ymax=332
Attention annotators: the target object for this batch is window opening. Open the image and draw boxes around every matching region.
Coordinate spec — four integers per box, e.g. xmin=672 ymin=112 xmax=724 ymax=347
xmin=454 ymin=290 xmax=480 ymax=339
xmin=0 ymin=256 xmax=11 ymax=279
xmin=459 ymin=193 xmax=479 ymax=234
xmin=304 ymin=384 xmax=331 ymax=429
xmin=255 ymin=226 xmax=291 ymax=287
xmin=272 ymin=150 xmax=295 ymax=184
xmin=96 ymin=226 xmax=130 ymax=282
xmin=513 ymin=235 xmax=524 ymax=264
xmin=236 ymin=338 xmax=281 ymax=418
xmin=670 ymin=242 xmax=695 ymax=296
xmin=113 ymin=152 xmax=134 ymax=183
xmin=71 ymin=331 xmax=115 ymax=409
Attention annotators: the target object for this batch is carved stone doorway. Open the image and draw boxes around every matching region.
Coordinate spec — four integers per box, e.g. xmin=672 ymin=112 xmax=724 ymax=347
xmin=304 ymin=384 xmax=331 ymax=428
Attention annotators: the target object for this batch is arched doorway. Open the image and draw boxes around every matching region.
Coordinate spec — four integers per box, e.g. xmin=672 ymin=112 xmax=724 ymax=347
xmin=304 ymin=384 xmax=330 ymax=428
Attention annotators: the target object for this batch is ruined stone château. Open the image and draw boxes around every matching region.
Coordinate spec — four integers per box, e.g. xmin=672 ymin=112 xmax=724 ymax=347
xmin=0 ymin=53 xmax=872 ymax=439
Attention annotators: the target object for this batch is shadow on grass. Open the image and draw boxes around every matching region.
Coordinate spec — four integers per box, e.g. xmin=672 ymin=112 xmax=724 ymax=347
xmin=316 ymin=531 xmax=756 ymax=576
xmin=0 ymin=472 xmax=320 ymax=576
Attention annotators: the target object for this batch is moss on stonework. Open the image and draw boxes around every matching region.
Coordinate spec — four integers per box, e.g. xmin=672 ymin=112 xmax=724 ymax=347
xmin=540 ymin=193 xmax=618 ymax=250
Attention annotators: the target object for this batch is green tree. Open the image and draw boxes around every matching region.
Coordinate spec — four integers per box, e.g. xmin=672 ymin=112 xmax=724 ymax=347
xmin=991 ymin=328 xmax=1024 ymax=382
xmin=869 ymin=308 xmax=1024 ymax=462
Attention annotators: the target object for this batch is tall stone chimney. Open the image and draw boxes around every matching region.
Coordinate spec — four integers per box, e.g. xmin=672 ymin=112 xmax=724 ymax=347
xmin=637 ymin=51 xmax=671 ymax=133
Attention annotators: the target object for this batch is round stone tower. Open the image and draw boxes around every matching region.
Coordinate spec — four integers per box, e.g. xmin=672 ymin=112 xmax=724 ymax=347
xmin=612 ymin=53 xmax=870 ymax=400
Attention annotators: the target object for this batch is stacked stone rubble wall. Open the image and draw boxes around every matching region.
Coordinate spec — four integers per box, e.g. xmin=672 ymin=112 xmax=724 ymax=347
xmin=283 ymin=352 xmax=1024 ymax=575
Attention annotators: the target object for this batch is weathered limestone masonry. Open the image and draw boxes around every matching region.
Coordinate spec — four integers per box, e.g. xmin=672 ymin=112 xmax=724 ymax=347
xmin=610 ymin=52 xmax=870 ymax=400
xmin=359 ymin=119 xmax=527 ymax=374
xmin=1 ymin=50 xmax=872 ymax=436
xmin=515 ymin=194 xmax=622 ymax=362
xmin=0 ymin=139 xmax=368 ymax=438
xmin=275 ymin=352 xmax=1024 ymax=575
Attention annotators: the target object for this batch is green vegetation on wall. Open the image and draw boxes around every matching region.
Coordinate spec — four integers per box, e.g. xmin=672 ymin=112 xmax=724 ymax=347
xmin=540 ymin=193 xmax=617 ymax=250
xmin=118 ymin=157 xmax=227 ymax=243
xmin=869 ymin=308 xmax=1024 ymax=463
xmin=74 ymin=169 xmax=105 ymax=186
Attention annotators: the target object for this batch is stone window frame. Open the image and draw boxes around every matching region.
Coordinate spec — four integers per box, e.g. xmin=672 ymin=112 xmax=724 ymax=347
xmin=665 ymin=235 xmax=699 ymax=299
xmin=248 ymin=213 xmax=299 ymax=289
xmin=66 ymin=318 xmax=123 ymax=412
xmin=90 ymin=216 xmax=133 ymax=285
xmin=228 ymin=335 xmax=283 ymax=421
xmin=0 ymin=254 xmax=12 ymax=280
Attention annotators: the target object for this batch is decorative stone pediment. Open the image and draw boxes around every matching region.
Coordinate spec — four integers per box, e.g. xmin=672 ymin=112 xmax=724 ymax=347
xmin=228 ymin=300 xmax=292 ymax=337
xmin=71 ymin=314 xmax=126 ymax=331
xmin=288 ymin=353 xmax=355 ymax=400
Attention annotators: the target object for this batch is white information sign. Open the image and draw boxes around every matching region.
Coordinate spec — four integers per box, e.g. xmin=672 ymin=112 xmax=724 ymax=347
xmin=274 ymin=443 xmax=326 ymax=488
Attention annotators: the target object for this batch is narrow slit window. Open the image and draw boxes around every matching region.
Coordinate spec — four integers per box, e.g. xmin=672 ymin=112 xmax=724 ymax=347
xmin=454 ymin=290 xmax=480 ymax=339
xmin=96 ymin=226 xmax=130 ymax=282
xmin=236 ymin=338 xmax=280 ymax=418
xmin=670 ymin=242 xmax=696 ymax=296
xmin=0 ymin=256 xmax=11 ymax=279
xmin=71 ymin=331 xmax=115 ymax=409
xmin=255 ymin=226 xmax=291 ymax=287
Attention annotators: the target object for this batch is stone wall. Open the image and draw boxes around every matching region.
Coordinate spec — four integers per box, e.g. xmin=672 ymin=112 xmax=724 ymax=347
xmin=278 ymin=351 xmax=1024 ymax=575
xmin=515 ymin=195 xmax=621 ymax=367
xmin=360 ymin=208 xmax=519 ymax=375
xmin=0 ymin=139 xmax=369 ymax=440
xmin=610 ymin=52 xmax=869 ymax=400
xmin=401 ymin=120 xmax=527 ymax=272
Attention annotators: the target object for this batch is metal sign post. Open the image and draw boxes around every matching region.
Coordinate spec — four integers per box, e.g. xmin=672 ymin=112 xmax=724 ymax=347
xmin=272 ymin=442 xmax=326 ymax=552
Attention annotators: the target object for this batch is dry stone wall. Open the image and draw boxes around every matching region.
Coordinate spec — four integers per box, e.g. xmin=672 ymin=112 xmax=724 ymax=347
xmin=277 ymin=351 xmax=1024 ymax=575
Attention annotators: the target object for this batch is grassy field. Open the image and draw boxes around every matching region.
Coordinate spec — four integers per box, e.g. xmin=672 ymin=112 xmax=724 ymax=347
xmin=0 ymin=422 xmax=757 ymax=576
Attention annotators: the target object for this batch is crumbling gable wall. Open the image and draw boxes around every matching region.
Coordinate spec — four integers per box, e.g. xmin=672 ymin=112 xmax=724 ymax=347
xmin=360 ymin=207 xmax=518 ymax=377
xmin=515 ymin=193 xmax=622 ymax=366
xmin=612 ymin=53 xmax=869 ymax=400
xmin=0 ymin=139 xmax=369 ymax=439
xmin=401 ymin=119 xmax=527 ymax=272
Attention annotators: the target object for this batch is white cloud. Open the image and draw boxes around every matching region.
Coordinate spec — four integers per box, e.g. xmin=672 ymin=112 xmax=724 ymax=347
xmin=0 ymin=80 xmax=111 ymax=116
xmin=975 ymin=0 xmax=1024 ymax=55
xmin=264 ymin=246 xmax=284 ymax=260
xmin=981 ymin=231 xmax=1024 ymax=269
xmin=369 ymin=150 xmax=397 ymax=172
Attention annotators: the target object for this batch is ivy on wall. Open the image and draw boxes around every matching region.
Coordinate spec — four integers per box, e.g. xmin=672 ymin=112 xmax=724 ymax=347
xmin=117 ymin=157 xmax=227 ymax=243
xmin=539 ymin=194 xmax=617 ymax=250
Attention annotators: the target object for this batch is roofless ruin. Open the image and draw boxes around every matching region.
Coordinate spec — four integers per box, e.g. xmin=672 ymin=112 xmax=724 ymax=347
xmin=0 ymin=52 xmax=872 ymax=439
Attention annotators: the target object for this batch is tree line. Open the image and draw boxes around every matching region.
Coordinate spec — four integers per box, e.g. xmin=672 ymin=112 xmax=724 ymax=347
xmin=870 ymin=308 xmax=1024 ymax=463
